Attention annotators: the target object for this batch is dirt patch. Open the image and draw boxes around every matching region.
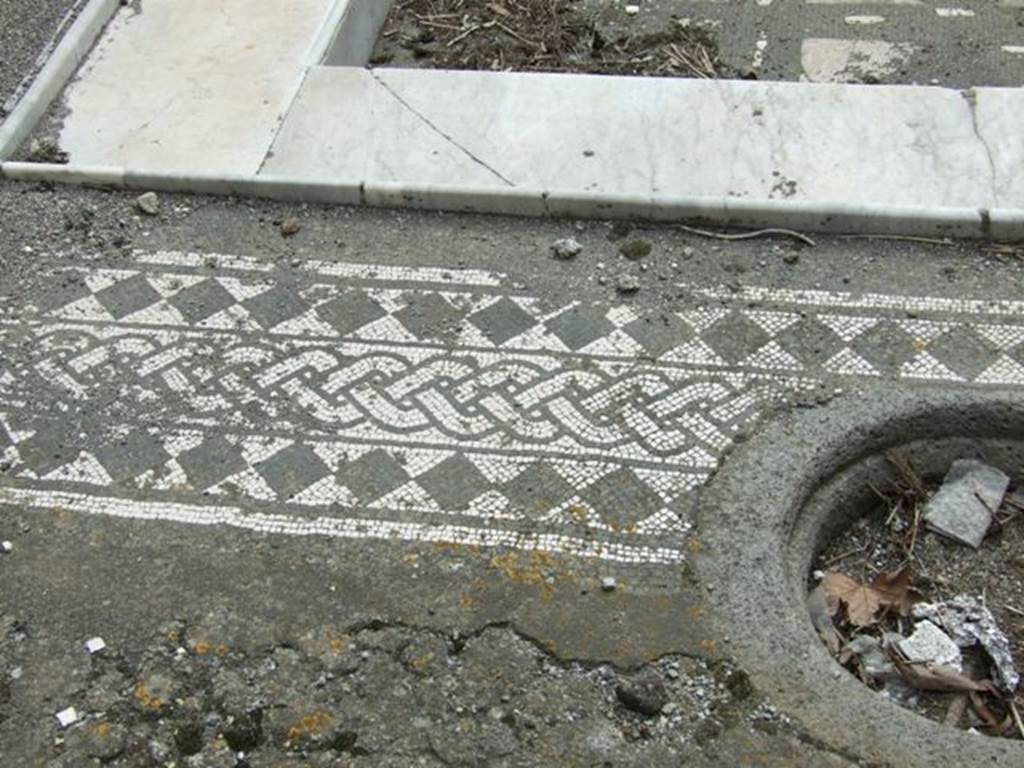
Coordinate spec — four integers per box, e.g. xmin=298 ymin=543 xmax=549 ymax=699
xmin=371 ymin=0 xmax=728 ymax=78
xmin=812 ymin=453 xmax=1024 ymax=740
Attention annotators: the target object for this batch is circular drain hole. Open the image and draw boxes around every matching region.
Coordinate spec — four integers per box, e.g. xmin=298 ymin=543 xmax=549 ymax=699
xmin=698 ymin=387 xmax=1024 ymax=766
xmin=808 ymin=449 xmax=1023 ymax=740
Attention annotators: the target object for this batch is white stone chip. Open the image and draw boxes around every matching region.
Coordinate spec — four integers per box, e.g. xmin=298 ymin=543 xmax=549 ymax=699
xmin=601 ymin=577 xmax=617 ymax=592
xmin=898 ymin=620 xmax=962 ymax=671
xmin=55 ymin=707 xmax=79 ymax=728
xmin=625 ymin=4 xmax=640 ymax=14
xmin=84 ymin=637 xmax=107 ymax=654
xmin=1 ymin=540 xmax=12 ymax=553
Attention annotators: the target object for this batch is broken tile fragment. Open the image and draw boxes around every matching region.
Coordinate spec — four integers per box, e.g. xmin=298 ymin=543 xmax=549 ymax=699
xmin=922 ymin=459 xmax=1009 ymax=548
xmin=897 ymin=620 xmax=962 ymax=671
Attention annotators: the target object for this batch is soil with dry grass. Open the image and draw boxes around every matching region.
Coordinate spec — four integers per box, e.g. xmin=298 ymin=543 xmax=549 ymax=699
xmin=371 ymin=0 xmax=729 ymax=78
xmin=812 ymin=452 xmax=1024 ymax=740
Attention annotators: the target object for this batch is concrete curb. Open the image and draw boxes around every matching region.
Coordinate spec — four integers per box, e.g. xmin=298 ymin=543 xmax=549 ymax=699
xmin=697 ymin=386 xmax=1024 ymax=766
xmin=0 ymin=0 xmax=120 ymax=161
xmin=4 ymin=161 xmax=1023 ymax=239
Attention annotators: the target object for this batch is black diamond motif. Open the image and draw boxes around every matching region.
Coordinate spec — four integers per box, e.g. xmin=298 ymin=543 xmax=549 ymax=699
xmin=14 ymin=423 xmax=76 ymax=476
xmin=340 ymin=449 xmax=409 ymax=502
xmin=927 ymin=326 xmax=1002 ymax=380
xmin=582 ymin=467 xmax=663 ymax=530
xmin=256 ymin=443 xmax=329 ymax=499
xmin=243 ymin=286 xmax=308 ymax=328
xmin=468 ymin=298 xmax=536 ymax=346
xmin=33 ymin=270 xmax=91 ymax=312
xmin=701 ymin=312 xmax=771 ymax=363
xmin=774 ymin=316 xmax=844 ymax=367
xmin=393 ymin=293 xmax=462 ymax=339
xmin=503 ymin=463 xmax=572 ymax=518
xmin=418 ymin=454 xmax=488 ymax=510
xmin=94 ymin=430 xmax=170 ymax=482
xmin=623 ymin=312 xmax=694 ymax=357
xmin=94 ymin=274 xmax=162 ymax=320
xmin=177 ymin=435 xmax=248 ymax=490
xmin=168 ymin=279 xmax=237 ymax=324
xmin=545 ymin=306 xmax=614 ymax=351
xmin=851 ymin=321 xmax=918 ymax=375
xmin=315 ymin=291 xmax=387 ymax=336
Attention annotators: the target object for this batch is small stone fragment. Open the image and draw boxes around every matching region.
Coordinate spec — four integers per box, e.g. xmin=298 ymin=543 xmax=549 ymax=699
xmin=601 ymin=577 xmax=617 ymax=592
xmin=844 ymin=635 xmax=895 ymax=682
xmin=922 ymin=459 xmax=1008 ymax=548
xmin=616 ymin=274 xmax=640 ymax=294
xmin=84 ymin=637 xmax=107 ymax=655
xmin=1 ymin=540 xmax=12 ymax=553
xmin=913 ymin=595 xmax=1019 ymax=693
xmin=897 ymin=620 xmax=962 ymax=671
xmin=56 ymin=707 xmax=79 ymax=728
xmin=619 ymin=239 xmax=653 ymax=261
xmin=280 ymin=217 xmax=302 ymax=237
xmin=551 ymin=237 xmax=583 ymax=260
xmin=616 ymin=677 xmax=668 ymax=716
xmin=135 ymin=192 xmax=160 ymax=216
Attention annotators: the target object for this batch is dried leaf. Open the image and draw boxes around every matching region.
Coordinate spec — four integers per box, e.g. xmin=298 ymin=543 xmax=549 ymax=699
xmin=891 ymin=655 xmax=996 ymax=694
xmin=821 ymin=572 xmax=882 ymax=627
xmin=820 ymin=568 xmax=921 ymax=627
xmin=869 ymin=567 xmax=922 ymax=618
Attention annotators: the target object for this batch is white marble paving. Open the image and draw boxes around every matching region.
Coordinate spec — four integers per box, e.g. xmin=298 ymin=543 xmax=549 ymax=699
xmin=58 ymin=0 xmax=339 ymax=174
xmin=262 ymin=67 xmax=1011 ymax=211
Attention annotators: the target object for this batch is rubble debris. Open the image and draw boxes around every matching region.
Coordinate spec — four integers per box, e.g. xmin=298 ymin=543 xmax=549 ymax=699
xmin=923 ymin=459 xmax=1009 ymax=548
xmin=56 ymin=707 xmax=79 ymax=728
xmin=134 ymin=192 xmax=160 ymax=216
xmin=551 ymin=238 xmax=583 ymax=260
xmin=280 ymin=217 xmax=302 ymax=237
xmin=601 ymin=576 xmax=617 ymax=592
xmin=84 ymin=637 xmax=107 ymax=655
xmin=615 ymin=676 xmax=669 ymax=716
xmin=841 ymin=635 xmax=895 ymax=683
xmin=913 ymin=595 xmax=1020 ymax=693
xmin=616 ymin=274 xmax=641 ymax=294
xmin=619 ymin=239 xmax=653 ymax=261
xmin=897 ymin=620 xmax=962 ymax=672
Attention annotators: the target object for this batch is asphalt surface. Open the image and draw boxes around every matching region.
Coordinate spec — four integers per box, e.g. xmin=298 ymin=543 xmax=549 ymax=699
xmin=0 ymin=0 xmax=81 ymax=120
xmin=2 ymin=1 xmax=1024 ymax=766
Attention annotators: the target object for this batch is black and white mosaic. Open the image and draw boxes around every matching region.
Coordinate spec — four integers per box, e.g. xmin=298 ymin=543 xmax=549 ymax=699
xmin=2 ymin=250 xmax=1024 ymax=563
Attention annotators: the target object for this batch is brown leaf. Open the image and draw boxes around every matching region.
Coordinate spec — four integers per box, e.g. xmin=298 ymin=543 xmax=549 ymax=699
xmin=820 ymin=568 xmax=921 ymax=627
xmin=821 ymin=572 xmax=882 ymax=627
xmin=891 ymin=655 xmax=996 ymax=694
xmin=869 ymin=567 xmax=922 ymax=618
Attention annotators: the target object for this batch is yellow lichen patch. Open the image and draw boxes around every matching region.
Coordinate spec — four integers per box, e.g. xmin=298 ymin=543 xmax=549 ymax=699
xmin=328 ymin=635 xmax=348 ymax=654
xmin=215 ymin=644 xmax=230 ymax=657
xmin=402 ymin=553 xmax=419 ymax=565
xmin=411 ymin=652 xmax=435 ymax=672
xmin=568 ymin=503 xmax=588 ymax=523
xmin=687 ymin=538 xmax=703 ymax=554
xmin=93 ymin=721 xmax=111 ymax=738
xmin=165 ymin=630 xmax=181 ymax=644
xmin=488 ymin=551 xmax=559 ymax=599
xmin=700 ymin=638 xmax=718 ymax=653
xmin=287 ymin=711 xmax=334 ymax=745
xmin=458 ymin=593 xmax=478 ymax=610
xmin=191 ymin=641 xmax=211 ymax=656
xmin=688 ymin=605 xmax=706 ymax=621
xmin=133 ymin=683 xmax=164 ymax=712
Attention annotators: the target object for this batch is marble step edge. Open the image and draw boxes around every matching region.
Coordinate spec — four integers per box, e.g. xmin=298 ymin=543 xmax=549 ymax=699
xmin=2 ymin=160 xmax=1021 ymax=239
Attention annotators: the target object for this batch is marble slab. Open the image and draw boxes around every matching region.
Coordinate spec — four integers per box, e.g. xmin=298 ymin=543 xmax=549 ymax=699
xmin=58 ymin=0 xmax=338 ymax=175
xmin=263 ymin=66 xmax=1011 ymax=212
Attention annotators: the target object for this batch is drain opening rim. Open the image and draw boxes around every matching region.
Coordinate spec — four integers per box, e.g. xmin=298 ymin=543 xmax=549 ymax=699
xmin=697 ymin=385 xmax=1024 ymax=767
